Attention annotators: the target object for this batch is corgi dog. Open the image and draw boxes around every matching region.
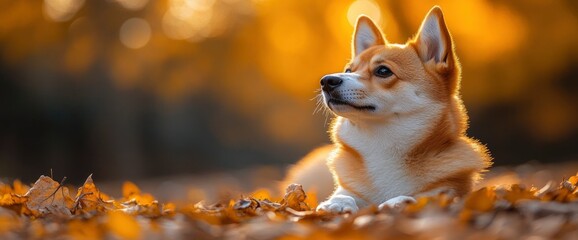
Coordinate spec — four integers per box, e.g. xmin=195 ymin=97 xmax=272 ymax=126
xmin=282 ymin=6 xmax=491 ymax=213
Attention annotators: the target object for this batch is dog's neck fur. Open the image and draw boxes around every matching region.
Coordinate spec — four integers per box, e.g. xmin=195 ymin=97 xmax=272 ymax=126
xmin=331 ymin=104 xmax=449 ymax=202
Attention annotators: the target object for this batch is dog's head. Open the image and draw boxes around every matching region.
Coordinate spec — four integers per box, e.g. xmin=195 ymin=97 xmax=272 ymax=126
xmin=321 ymin=6 xmax=461 ymax=122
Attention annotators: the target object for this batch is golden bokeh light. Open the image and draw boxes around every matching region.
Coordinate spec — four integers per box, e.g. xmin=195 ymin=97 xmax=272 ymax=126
xmin=162 ymin=0 xmax=225 ymax=41
xmin=402 ymin=0 xmax=526 ymax=63
xmin=114 ymin=0 xmax=149 ymax=11
xmin=325 ymin=1 xmax=354 ymax=53
xmin=183 ymin=0 xmax=217 ymax=11
xmin=43 ymin=0 xmax=85 ymax=22
xmin=347 ymin=0 xmax=381 ymax=27
xmin=2 ymin=0 xmax=578 ymax=174
xmin=169 ymin=0 xmax=216 ymax=19
xmin=119 ymin=18 xmax=152 ymax=49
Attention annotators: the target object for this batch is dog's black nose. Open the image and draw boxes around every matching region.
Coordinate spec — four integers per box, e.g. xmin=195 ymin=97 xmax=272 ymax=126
xmin=320 ymin=76 xmax=343 ymax=92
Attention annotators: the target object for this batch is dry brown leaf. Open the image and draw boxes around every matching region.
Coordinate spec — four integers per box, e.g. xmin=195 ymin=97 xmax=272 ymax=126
xmin=73 ymin=174 xmax=103 ymax=213
xmin=1 ymin=171 xmax=578 ymax=239
xmin=25 ymin=175 xmax=73 ymax=216
xmin=280 ymin=184 xmax=310 ymax=211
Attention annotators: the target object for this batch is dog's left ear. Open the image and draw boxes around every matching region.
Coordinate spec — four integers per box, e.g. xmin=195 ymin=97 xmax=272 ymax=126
xmin=413 ymin=6 xmax=456 ymax=75
xmin=352 ymin=15 xmax=386 ymax=57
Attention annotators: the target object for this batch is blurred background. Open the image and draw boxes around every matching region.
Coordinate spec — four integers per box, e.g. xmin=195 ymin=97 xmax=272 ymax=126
xmin=1 ymin=0 xmax=577 ymax=183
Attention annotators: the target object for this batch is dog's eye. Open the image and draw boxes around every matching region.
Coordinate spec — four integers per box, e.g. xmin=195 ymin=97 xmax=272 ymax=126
xmin=374 ymin=66 xmax=393 ymax=78
xmin=344 ymin=68 xmax=352 ymax=73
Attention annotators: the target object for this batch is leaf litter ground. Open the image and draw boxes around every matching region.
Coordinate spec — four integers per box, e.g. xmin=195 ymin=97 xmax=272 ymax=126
xmin=1 ymin=166 xmax=578 ymax=239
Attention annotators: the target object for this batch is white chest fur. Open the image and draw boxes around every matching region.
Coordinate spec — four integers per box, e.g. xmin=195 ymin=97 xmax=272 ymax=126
xmin=335 ymin=109 xmax=440 ymax=203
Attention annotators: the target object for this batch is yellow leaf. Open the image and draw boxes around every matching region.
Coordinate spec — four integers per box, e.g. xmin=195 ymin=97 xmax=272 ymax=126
xmin=250 ymin=188 xmax=272 ymax=200
xmin=464 ymin=187 xmax=495 ymax=212
xmin=68 ymin=219 xmax=102 ymax=240
xmin=404 ymin=197 xmax=429 ymax=213
xmin=503 ymin=184 xmax=537 ymax=204
xmin=106 ymin=211 xmax=141 ymax=240
xmin=0 ymin=215 xmax=21 ymax=234
xmin=304 ymin=191 xmax=318 ymax=209
xmin=122 ymin=181 xmax=141 ymax=199
xmin=74 ymin=174 xmax=102 ymax=213
xmin=12 ymin=180 xmax=29 ymax=195
xmin=0 ymin=193 xmax=27 ymax=206
xmin=29 ymin=220 xmax=45 ymax=238
xmin=162 ymin=202 xmax=176 ymax=216
xmin=122 ymin=181 xmax=155 ymax=205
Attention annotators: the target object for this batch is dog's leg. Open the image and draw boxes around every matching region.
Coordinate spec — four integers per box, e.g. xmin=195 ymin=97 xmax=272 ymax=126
xmin=378 ymin=187 xmax=458 ymax=210
xmin=316 ymin=187 xmax=366 ymax=213
xmin=378 ymin=196 xmax=417 ymax=209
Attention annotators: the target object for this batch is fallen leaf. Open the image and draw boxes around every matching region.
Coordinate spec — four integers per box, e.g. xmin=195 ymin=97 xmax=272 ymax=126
xmin=122 ymin=181 xmax=156 ymax=205
xmin=464 ymin=187 xmax=495 ymax=212
xmin=404 ymin=197 xmax=429 ymax=214
xmin=106 ymin=211 xmax=141 ymax=239
xmin=73 ymin=174 xmax=103 ymax=213
xmin=25 ymin=176 xmax=73 ymax=216
xmin=279 ymin=184 xmax=310 ymax=211
xmin=0 ymin=214 xmax=21 ymax=235
xmin=0 ymin=194 xmax=27 ymax=206
xmin=68 ymin=219 xmax=102 ymax=240
xmin=502 ymin=184 xmax=537 ymax=204
xmin=12 ymin=180 xmax=29 ymax=195
xmin=1 ymin=169 xmax=578 ymax=239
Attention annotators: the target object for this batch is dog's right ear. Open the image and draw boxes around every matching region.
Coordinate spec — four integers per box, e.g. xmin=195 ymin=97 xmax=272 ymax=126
xmin=352 ymin=16 xmax=386 ymax=57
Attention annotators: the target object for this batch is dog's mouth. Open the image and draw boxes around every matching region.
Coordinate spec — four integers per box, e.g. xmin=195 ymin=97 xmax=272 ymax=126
xmin=328 ymin=98 xmax=376 ymax=111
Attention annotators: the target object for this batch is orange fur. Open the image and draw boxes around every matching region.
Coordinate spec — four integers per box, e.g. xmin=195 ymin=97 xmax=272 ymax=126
xmin=280 ymin=145 xmax=334 ymax=199
xmin=418 ymin=169 xmax=476 ymax=197
xmin=282 ymin=6 xmax=492 ymax=211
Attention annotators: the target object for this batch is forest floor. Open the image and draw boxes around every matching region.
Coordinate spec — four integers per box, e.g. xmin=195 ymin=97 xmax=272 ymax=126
xmin=1 ymin=161 xmax=578 ymax=239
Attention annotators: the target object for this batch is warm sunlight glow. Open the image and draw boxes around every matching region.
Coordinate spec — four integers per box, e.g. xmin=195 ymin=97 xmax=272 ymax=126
xmin=326 ymin=1 xmax=352 ymax=49
xmin=114 ymin=0 xmax=149 ymax=11
xmin=43 ymin=0 xmax=85 ymax=22
xmin=169 ymin=0 xmax=216 ymax=18
xmin=402 ymin=0 xmax=526 ymax=64
xmin=184 ymin=0 xmax=216 ymax=11
xmin=347 ymin=0 xmax=381 ymax=26
xmin=5 ymin=0 xmax=578 ymax=159
xmin=442 ymin=0 xmax=526 ymax=63
xmin=119 ymin=18 xmax=151 ymax=49
xmin=162 ymin=0 xmax=215 ymax=41
xmin=266 ymin=14 xmax=310 ymax=54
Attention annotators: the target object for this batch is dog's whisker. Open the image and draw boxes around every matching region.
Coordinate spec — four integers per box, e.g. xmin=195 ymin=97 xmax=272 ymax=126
xmin=312 ymin=94 xmax=326 ymax=115
xmin=313 ymin=102 xmax=322 ymax=115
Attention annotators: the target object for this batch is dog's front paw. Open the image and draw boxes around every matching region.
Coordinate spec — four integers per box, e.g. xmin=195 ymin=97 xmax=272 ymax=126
xmin=316 ymin=195 xmax=359 ymax=213
xmin=378 ymin=196 xmax=416 ymax=210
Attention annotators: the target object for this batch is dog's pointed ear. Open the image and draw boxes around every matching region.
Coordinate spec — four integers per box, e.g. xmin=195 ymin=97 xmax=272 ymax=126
xmin=413 ymin=6 xmax=456 ymax=73
xmin=352 ymin=15 xmax=386 ymax=57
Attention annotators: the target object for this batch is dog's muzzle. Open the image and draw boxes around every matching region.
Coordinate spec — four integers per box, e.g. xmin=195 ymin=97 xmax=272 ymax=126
xmin=320 ymin=75 xmax=343 ymax=93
